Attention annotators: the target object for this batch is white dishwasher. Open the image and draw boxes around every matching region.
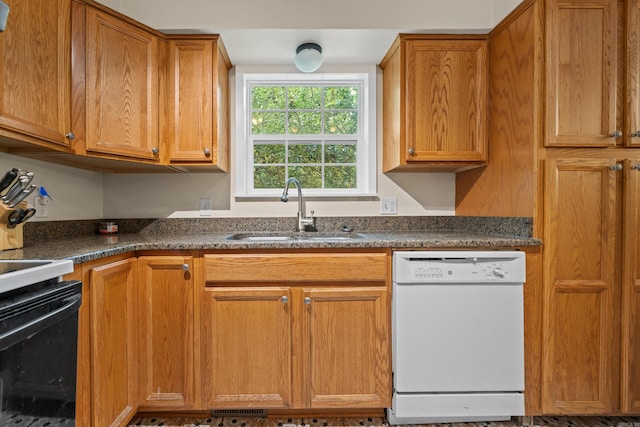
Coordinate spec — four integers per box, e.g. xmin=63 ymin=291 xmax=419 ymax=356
xmin=387 ymin=251 xmax=526 ymax=425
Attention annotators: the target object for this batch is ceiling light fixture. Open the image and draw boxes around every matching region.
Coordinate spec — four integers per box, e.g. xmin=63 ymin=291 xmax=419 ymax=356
xmin=294 ymin=42 xmax=323 ymax=73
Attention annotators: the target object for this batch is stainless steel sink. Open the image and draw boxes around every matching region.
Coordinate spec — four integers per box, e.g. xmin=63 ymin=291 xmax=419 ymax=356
xmin=303 ymin=235 xmax=363 ymax=241
xmin=225 ymin=232 xmax=364 ymax=241
xmin=228 ymin=235 xmax=296 ymax=241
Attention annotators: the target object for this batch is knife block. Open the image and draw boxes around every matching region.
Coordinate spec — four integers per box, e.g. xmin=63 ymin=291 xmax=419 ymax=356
xmin=0 ymin=202 xmax=25 ymax=251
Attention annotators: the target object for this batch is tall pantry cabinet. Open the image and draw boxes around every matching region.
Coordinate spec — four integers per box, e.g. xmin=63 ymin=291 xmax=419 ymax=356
xmin=542 ymin=0 xmax=640 ymax=415
xmin=456 ymin=0 xmax=640 ymax=416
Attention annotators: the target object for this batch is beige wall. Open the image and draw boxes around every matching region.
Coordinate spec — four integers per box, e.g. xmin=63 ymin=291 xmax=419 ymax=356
xmin=0 ymin=153 xmax=104 ymax=221
xmin=0 ymin=150 xmax=453 ymax=221
xmin=101 ymin=171 xmax=454 ymax=219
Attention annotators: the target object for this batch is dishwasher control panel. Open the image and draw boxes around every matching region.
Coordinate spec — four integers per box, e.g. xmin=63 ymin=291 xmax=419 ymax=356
xmin=393 ymin=251 xmax=526 ymax=283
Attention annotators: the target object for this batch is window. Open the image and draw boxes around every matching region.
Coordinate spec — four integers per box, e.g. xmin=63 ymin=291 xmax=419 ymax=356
xmin=235 ymin=67 xmax=376 ymax=198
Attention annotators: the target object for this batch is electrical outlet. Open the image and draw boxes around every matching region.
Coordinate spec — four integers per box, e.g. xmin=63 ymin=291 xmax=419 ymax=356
xmin=199 ymin=198 xmax=213 ymax=217
xmin=34 ymin=195 xmax=48 ymax=217
xmin=380 ymin=197 xmax=397 ymax=215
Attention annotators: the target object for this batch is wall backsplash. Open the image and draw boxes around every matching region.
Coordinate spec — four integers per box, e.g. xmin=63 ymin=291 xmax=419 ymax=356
xmin=2 ymin=152 xmax=457 ymax=222
xmin=22 ymin=216 xmax=533 ymax=245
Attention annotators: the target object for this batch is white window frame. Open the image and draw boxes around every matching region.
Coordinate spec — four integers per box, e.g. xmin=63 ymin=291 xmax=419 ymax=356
xmin=234 ymin=65 xmax=377 ymax=198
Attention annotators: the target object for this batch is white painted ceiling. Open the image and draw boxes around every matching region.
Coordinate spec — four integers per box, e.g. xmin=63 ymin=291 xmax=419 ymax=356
xmin=96 ymin=0 xmax=523 ymax=66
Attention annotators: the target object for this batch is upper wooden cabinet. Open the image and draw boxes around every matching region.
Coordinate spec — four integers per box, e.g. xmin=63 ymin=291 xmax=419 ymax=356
xmin=0 ymin=0 xmax=74 ymax=150
xmin=82 ymin=7 xmax=161 ymax=162
xmin=163 ymin=36 xmax=231 ymax=169
xmin=0 ymin=0 xmax=233 ymax=170
xmin=544 ymin=0 xmax=640 ymax=148
xmin=380 ymin=35 xmax=488 ymax=172
xmin=627 ymin=0 xmax=640 ymax=147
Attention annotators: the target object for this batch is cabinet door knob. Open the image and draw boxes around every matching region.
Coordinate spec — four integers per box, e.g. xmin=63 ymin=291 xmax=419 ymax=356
xmin=151 ymin=147 xmax=159 ymax=155
xmin=632 ymin=131 xmax=640 ymax=137
xmin=181 ymin=263 xmax=190 ymax=272
xmin=632 ymin=164 xmax=640 ymax=171
xmin=304 ymin=297 xmax=312 ymax=305
xmin=204 ymin=148 xmax=211 ymax=156
xmin=65 ymin=132 xmax=75 ymax=140
xmin=408 ymin=148 xmax=415 ymax=156
xmin=610 ymin=163 xmax=623 ymax=171
xmin=610 ymin=130 xmax=623 ymax=138
xmin=281 ymin=295 xmax=288 ymax=304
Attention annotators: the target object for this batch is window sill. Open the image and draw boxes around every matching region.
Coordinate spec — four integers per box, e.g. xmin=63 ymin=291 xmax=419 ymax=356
xmin=234 ymin=193 xmax=378 ymax=201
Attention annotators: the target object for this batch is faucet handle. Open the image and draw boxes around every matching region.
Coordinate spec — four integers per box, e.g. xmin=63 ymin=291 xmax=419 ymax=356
xmin=301 ymin=210 xmax=317 ymax=232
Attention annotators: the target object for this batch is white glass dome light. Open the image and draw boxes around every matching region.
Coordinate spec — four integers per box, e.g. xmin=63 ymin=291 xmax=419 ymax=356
xmin=294 ymin=42 xmax=323 ymax=73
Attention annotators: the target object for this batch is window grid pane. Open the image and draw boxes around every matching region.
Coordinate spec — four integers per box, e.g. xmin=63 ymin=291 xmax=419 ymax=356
xmin=250 ymin=81 xmax=361 ymax=191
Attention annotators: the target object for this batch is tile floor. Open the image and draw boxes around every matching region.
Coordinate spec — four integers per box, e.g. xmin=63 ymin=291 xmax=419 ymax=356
xmin=128 ymin=415 xmax=640 ymax=427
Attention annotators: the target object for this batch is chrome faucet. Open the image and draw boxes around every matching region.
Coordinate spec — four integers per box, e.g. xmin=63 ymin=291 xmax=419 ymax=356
xmin=281 ymin=177 xmax=317 ymax=232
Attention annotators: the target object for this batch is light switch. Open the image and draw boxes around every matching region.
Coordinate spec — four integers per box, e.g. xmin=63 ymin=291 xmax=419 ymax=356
xmin=199 ymin=198 xmax=213 ymax=216
xmin=380 ymin=198 xmax=397 ymax=215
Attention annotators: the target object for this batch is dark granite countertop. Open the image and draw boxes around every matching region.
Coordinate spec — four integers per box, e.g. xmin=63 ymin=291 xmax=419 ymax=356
xmin=2 ymin=216 xmax=540 ymax=264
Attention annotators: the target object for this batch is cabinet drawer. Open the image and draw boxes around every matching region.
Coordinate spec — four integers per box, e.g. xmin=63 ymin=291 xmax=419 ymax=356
xmin=204 ymin=253 xmax=388 ymax=284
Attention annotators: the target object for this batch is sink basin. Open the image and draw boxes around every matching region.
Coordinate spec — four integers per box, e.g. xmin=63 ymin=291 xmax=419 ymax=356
xmin=225 ymin=232 xmax=364 ymax=242
xmin=303 ymin=235 xmax=363 ymax=241
xmin=229 ymin=235 xmax=296 ymax=241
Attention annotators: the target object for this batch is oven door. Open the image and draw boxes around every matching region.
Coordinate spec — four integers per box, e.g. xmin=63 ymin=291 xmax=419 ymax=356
xmin=0 ymin=280 xmax=81 ymax=426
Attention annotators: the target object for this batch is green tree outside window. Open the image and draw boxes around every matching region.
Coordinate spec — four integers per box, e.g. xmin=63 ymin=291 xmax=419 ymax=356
xmin=250 ymin=83 xmax=360 ymax=190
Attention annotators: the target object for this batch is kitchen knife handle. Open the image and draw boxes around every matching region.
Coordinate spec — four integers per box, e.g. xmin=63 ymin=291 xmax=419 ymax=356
xmin=8 ymin=184 xmax=37 ymax=208
xmin=0 ymin=168 xmax=18 ymax=193
xmin=2 ymin=177 xmax=26 ymax=202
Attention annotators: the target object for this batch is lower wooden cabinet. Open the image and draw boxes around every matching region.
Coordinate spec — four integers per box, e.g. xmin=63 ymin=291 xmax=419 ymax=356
xmin=89 ymin=257 xmax=139 ymax=427
xmin=201 ymin=252 xmax=391 ymax=409
xmin=201 ymin=286 xmax=293 ymax=407
xmin=542 ymin=157 xmax=640 ymax=415
xmin=137 ymin=255 xmax=196 ymax=410
xmin=302 ymin=287 xmax=389 ymax=408
xmin=622 ymin=159 xmax=640 ymax=414
xmin=76 ymin=251 xmax=392 ymax=423
xmin=542 ymin=158 xmax=617 ymax=414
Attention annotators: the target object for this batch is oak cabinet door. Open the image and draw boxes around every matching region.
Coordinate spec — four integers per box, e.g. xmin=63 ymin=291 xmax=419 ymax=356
xmin=545 ymin=0 xmax=618 ymax=147
xmin=627 ymin=1 xmax=640 ymax=147
xmin=380 ymin=35 xmax=488 ymax=172
xmin=202 ymin=252 xmax=390 ymax=410
xmin=85 ymin=8 xmax=160 ymax=161
xmin=404 ymin=39 xmax=488 ymax=163
xmin=542 ymin=158 xmax=618 ymax=414
xmin=302 ymin=287 xmax=390 ymax=408
xmin=164 ymin=37 xmax=230 ymax=169
xmin=622 ymin=159 xmax=640 ymax=413
xmin=0 ymin=0 xmax=73 ymax=148
xmin=201 ymin=287 xmax=292 ymax=408
xmin=138 ymin=256 xmax=195 ymax=409
xmin=90 ymin=258 xmax=138 ymax=427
